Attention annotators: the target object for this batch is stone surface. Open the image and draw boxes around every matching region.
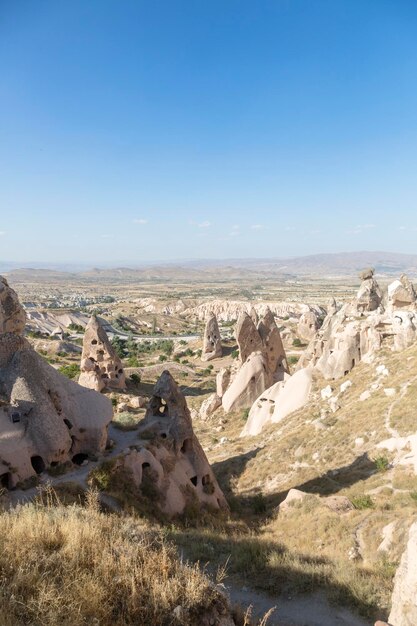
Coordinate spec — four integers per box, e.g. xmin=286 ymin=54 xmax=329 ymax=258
xmin=298 ymin=310 xmax=321 ymax=342
xmin=389 ymin=521 xmax=417 ymax=626
xmin=222 ymin=352 xmax=272 ymax=413
xmin=388 ymin=274 xmax=417 ymax=309
xmin=118 ymin=370 xmax=229 ymax=517
xmin=216 ymin=367 xmax=231 ymax=398
xmin=78 ymin=315 xmax=126 ymax=392
xmin=223 ymin=308 xmax=289 ymax=413
xmin=242 ymin=367 xmax=312 ymax=437
xmin=199 ymin=393 xmax=222 ymax=420
xmin=235 ymin=312 xmax=263 ymax=365
xmin=0 ymin=287 xmax=112 ymax=487
xmin=201 ymin=313 xmax=222 ymax=362
xmin=355 ymin=268 xmax=382 ymax=313
xmin=0 ymin=276 xmax=26 ymax=335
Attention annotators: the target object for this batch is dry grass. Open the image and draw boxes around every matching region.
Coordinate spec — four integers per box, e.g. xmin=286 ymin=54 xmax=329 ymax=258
xmin=178 ymin=341 xmax=417 ymax=620
xmin=0 ymin=489 xmax=240 ymax=626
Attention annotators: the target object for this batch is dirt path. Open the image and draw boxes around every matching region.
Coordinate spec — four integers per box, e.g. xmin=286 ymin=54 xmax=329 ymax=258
xmin=225 ymin=581 xmax=369 ymax=626
xmin=384 ymin=376 xmax=417 ymax=438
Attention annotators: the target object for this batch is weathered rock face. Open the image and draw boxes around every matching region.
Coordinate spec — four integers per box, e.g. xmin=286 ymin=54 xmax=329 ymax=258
xmin=257 ymin=308 xmax=288 ymax=379
xmin=201 ymin=314 xmax=222 ymax=362
xmin=222 ymin=352 xmax=272 ymax=413
xmin=235 ymin=312 xmax=263 ymax=364
xmin=0 ymin=277 xmax=26 ymax=335
xmin=199 ymin=393 xmax=222 ymax=420
xmin=241 ymin=367 xmax=312 ymax=437
xmin=393 ymin=312 xmax=417 ymax=351
xmin=297 ymin=310 xmax=321 ymax=342
xmin=222 ymin=309 xmax=289 ymax=412
xmin=120 ymin=371 xmax=229 ymax=517
xmin=388 ymin=520 xmax=417 ymax=626
xmin=78 ymin=315 xmax=126 ymax=392
xmin=388 ymin=274 xmax=417 ymax=309
xmin=0 ymin=287 xmax=113 ymax=488
xmin=216 ymin=368 xmax=231 ymax=398
xmin=355 ymin=268 xmax=382 ymax=313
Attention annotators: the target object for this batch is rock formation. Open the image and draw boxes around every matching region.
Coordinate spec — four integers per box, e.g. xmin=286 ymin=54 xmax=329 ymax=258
xmin=241 ymin=367 xmax=313 ymax=436
xmin=222 ymin=309 xmax=289 ymax=413
xmin=297 ymin=310 xmax=321 ymax=342
xmin=355 ymin=268 xmax=382 ymax=313
xmin=0 ymin=277 xmax=112 ymax=488
xmin=388 ymin=274 xmax=417 ymax=310
xmin=117 ymin=371 xmax=228 ymax=516
xmin=222 ymin=351 xmax=272 ymax=413
xmin=79 ymin=315 xmax=126 ymax=392
xmin=388 ymin=520 xmax=417 ymax=626
xmin=235 ymin=311 xmax=263 ymax=364
xmin=0 ymin=276 xmax=26 ymax=335
xmin=216 ymin=367 xmax=231 ymax=398
xmin=201 ymin=313 xmax=222 ymax=361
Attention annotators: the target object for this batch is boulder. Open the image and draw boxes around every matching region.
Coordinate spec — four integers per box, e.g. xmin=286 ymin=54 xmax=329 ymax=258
xmin=199 ymin=393 xmax=222 ymax=420
xmin=388 ymin=274 xmax=416 ymax=309
xmin=119 ymin=371 xmax=229 ymax=517
xmin=78 ymin=315 xmax=126 ymax=392
xmin=201 ymin=313 xmax=222 ymax=362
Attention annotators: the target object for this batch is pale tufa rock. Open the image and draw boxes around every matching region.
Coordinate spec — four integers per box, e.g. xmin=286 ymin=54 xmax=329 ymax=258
xmin=201 ymin=313 xmax=222 ymax=362
xmin=78 ymin=315 xmax=126 ymax=392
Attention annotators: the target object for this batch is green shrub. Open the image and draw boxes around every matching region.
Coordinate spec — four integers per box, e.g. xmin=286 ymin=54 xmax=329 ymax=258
xmin=58 ymin=364 xmax=80 ymax=379
xmin=352 ymin=495 xmax=374 ymax=510
xmin=374 ymin=456 xmax=390 ymax=472
xmin=129 ymin=373 xmax=141 ymax=384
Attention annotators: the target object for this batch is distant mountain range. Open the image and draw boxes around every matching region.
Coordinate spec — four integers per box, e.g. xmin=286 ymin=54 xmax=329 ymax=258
xmin=2 ymin=251 xmax=417 ymax=282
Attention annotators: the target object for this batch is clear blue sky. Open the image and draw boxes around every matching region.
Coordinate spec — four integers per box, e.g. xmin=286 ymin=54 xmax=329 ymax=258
xmin=1 ymin=1 xmax=417 ymax=265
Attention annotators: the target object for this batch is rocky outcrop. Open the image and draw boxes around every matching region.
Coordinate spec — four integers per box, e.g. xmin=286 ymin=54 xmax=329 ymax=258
xmin=355 ymin=268 xmax=382 ymax=313
xmin=222 ymin=309 xmax=289 ymax=413
xmin=216 ymin=367 xmax=231 ymax=398
xmin=222 ymin=352 xmax=271 ymax=413
xmin=241 ymin=367 xmax=312 ymax=436
xmin=297 ymin=310 xmax=321 ymax=342
xmin=201 ymin=313 xmax=222 ymax=362
xmin=388 ymin=520 xmax=417 ymax=626
xmin=235 ymin=312 xmax=263 ymax=364
xmin=117 ymin=371 xmax=228 ymax=516
xmin=78 ymin=315 xmax=126 ymax=392
xmin=0 ymin=278 xmax=112 ymax=488
xmin=186 ymin=299 xmax=325 ymax=323
xmin=388 ymin=274 xmax=417 ymax=310
xmin=0 ymin=276 xmax=26 ymax=335
xmin=199 ymin=393 xmax=222 ymax=420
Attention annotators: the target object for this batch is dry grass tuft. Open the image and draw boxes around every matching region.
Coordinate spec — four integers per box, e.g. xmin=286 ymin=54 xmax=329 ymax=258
xmin=0 ymin=489 xmax=236 ymax=626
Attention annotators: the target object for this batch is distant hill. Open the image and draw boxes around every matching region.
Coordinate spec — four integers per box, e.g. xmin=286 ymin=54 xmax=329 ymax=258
xmin=2 ymin=250 xmax=417 ymax=282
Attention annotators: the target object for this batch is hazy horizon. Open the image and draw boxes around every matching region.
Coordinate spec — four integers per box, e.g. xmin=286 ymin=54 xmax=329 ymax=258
xmin=1 ymin=2 xmax=417 ymax=263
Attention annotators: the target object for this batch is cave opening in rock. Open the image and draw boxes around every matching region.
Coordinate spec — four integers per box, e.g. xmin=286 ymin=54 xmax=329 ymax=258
xmin=30 ymin=455 xmax=46 ymax=474
xmin=72 ymin=453 xmax=88 ymax=466
xmin=190 ymin=476 xmax=198 ymax=487
xmin=181 ymin=438 xmax=192 ymax=454
xmin=0 ymin=472 xmax=11 ymax=489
